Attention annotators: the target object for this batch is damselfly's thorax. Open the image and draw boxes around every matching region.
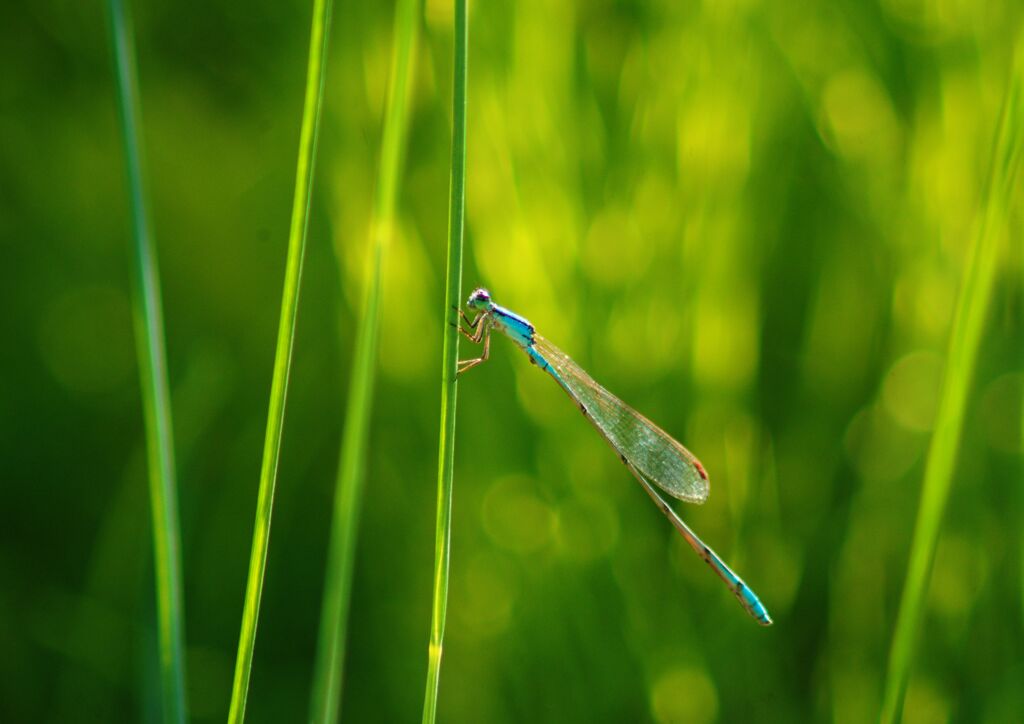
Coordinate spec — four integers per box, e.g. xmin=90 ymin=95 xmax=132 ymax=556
xmin=489 ymin=304 xmax=535 ymax=349
xmin=464 ymin=287 xmax=536 ymax=349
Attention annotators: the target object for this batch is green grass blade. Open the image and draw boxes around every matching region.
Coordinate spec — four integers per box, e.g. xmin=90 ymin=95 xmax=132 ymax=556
xmin=226 ymin=0 xmax=335 ymax=721
xmin=308 ymin=0 xmax=420 ymax=721
xmin=880 ymin=35 xmax=1024 ymax=724
xmin=422 ymin=1 xmax=468 ymax=722
xmin=106 ymin=1 xmax=187 ymax=721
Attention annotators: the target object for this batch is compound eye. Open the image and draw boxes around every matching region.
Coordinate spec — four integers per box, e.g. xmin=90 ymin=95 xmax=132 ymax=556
xmin=469 ymin=288 xmax=490 ymax=305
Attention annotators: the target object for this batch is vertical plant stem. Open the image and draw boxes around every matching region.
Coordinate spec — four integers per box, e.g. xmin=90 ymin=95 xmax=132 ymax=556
xmin=106 ymin=1 xmax=187 ymax=722
xmin=880 ymin=35 xmax=1024 ymax=724
xmin=227 ymin=0 xmax=334 ymax=721
xmin=308 ymin=1 xmax=420 ymax=721
xmin=421 ymin=1 xmax=468 ymax=722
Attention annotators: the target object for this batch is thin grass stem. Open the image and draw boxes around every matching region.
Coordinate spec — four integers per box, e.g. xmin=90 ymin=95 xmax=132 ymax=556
xmin=421 ymin=1 xmax=468 ymax=721
xmin=880 ymin=33 xmax=1024 ymax=724
xmin=308 ymin=0 xmax=420 ymax=721
xmin=106 ymin=1 xmax=187 ymax=721
xmin=226 ymin=0 xmax=334 ymax=721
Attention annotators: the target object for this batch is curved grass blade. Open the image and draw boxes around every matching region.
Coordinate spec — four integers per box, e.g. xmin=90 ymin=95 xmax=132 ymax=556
xmin=880 ymin=32 xmax=1024 ymax=724
xmin=308 ymin=0 xmax=420 ymax=721
xmin=226 ymin=0 xmax=335 ymax=721
xmin=422 ymin=1 xmax=469 ymax=721
xmin=106 ymin=1 xmax=187 ymax=720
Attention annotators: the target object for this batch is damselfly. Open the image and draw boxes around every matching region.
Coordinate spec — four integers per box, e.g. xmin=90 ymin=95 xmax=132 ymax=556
xmin=455 ymin=287 xmax=772 ymax=625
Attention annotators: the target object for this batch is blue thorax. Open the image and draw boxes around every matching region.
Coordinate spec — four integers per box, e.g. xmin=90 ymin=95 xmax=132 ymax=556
xmin=489 ymin=304 xmax=535 ymax=349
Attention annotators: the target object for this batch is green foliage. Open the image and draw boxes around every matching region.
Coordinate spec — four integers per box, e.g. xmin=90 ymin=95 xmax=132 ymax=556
xmin=423 ymin=1 xmax=468 ymax=721
xmin=881 ymin=30 xmax=1024 ymax=724
xmin=309 ymin=0 xmax=418 ymax=721
xmin=227 ymin=0 xmax=334 ymax=721
xmin=106 ymin=0 xmax=187 ymax=720
xmin=5 ymin=1 xmax=1024 ymax=723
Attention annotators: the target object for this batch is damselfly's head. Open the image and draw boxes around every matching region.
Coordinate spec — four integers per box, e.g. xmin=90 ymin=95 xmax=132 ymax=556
xmin=466 ymin=287 xmax=493 ymax=311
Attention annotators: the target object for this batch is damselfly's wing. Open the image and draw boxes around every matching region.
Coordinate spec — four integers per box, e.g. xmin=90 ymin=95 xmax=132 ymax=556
xmin=532 ymin=335 xmax=709 ymax=504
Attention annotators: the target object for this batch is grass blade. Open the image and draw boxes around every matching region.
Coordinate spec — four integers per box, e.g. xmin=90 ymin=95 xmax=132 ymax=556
xmin=421 ymin=1 xmax=469 ymax=721
xmin=226 ymin=0 xmax=335 ymax=721
xmin=308 ymin=0 xmax=420 ymax=721
xmin=880 ymin=34 xmax=1024 ymax=724
xmin=106 ymin=1 xmax=187 ymax=721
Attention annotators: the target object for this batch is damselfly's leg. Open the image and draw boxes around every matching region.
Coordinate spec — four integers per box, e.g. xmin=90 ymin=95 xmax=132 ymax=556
xmin=457 ymin=327 xmax=491 ymax=374
xmin=460 ymin=308 xmax=483 ymax=332
xmin=452 ymin=308 xmax=491 ymax=374
xmin=455 ymin=310 xmax=489 ymax=344
xmin=450 ymin=305 xmax=484 ymax=333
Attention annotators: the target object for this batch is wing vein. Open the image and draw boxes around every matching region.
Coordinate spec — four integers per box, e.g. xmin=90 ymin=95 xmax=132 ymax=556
xmin=531 ymin=334 xmax=709 ymax=504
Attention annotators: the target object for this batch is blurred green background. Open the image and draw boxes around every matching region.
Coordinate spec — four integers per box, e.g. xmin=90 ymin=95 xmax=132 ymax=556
xmin=2 ymin=0 xmax=1023 ymax=722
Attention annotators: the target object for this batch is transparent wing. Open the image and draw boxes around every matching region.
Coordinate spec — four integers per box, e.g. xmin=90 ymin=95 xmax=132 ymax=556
xmin=532 ymin=334 xmax=709 ymax=504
